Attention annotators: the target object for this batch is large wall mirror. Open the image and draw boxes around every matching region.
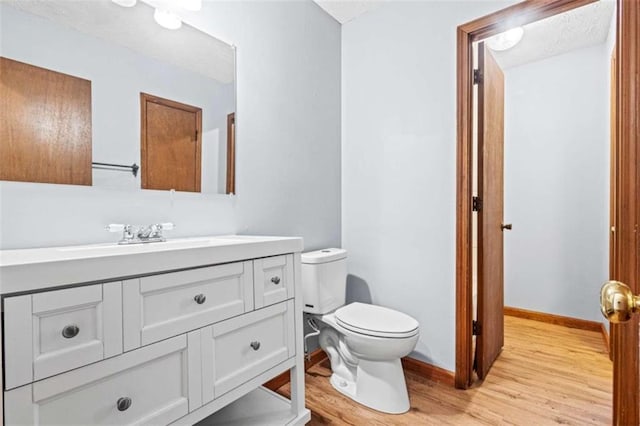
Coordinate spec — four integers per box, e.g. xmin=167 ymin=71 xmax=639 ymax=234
xmin=0 ymin=0 xmax=236 ymax=194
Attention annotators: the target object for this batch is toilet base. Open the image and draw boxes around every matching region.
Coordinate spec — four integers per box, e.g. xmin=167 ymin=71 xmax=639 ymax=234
xmin=329 ymin=358 xmax=410 ymax=414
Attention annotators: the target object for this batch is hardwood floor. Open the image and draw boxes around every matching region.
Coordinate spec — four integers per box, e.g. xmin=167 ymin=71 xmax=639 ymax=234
xmin=277 ymin=316 xmax=612 ymax=425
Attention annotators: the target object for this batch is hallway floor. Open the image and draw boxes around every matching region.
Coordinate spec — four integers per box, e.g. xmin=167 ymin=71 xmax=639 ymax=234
xmin=277 ymin=316 xmax=612 ymax=425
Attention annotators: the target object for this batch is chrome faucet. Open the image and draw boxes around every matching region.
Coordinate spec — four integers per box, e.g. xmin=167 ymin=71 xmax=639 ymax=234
xmin=106 ymin=223 xmax=174 ymax=244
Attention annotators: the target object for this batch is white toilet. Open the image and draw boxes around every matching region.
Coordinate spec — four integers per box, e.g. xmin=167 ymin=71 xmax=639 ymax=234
xmin=301 ymin=248 xmax=420 ymax=414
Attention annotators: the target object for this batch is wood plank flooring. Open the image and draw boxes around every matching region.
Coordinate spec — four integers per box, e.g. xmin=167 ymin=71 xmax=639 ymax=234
xmin=277 ymin=316 xmax=612 ymax=425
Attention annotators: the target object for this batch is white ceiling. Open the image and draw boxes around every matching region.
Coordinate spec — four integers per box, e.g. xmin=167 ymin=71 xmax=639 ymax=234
xmin=4 ymin=0 xmax=235 ymax=84
xmin=313 ymin=0 xmax=382 ymax=24
xmin=489 ymin=0 xmax=615 ymax=69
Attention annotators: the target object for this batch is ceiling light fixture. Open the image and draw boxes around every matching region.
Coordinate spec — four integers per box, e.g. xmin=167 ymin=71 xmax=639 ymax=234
xmin=154 ymin=8 xmax=182 ymax=30
xmin=182 ymin=0 xmax=202 ymax=12
xmin=111 ymin=0 xmax=137 ymax=7
xmin=487 ymin=27 xmax=524 ymax=51
xmin=114 ymin=0 xmax=201 ymax=31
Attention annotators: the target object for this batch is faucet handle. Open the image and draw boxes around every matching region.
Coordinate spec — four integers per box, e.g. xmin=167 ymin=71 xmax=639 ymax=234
xmin=106 ymin=224 xmax=125 ymax=233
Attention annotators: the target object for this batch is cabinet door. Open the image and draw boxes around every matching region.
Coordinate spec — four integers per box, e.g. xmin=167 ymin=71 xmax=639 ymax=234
xmin=4 ymin=282 xmax=122 ymax=389
xmin=201 ymin=300 xmax=295 ymax=402
xmin=253 ymin=255 xmax=294 ymax=309
xmin=5 ymin=334 xmax=199 ymax=425
xmin=123 ymin=261 xmax=254 ymax=350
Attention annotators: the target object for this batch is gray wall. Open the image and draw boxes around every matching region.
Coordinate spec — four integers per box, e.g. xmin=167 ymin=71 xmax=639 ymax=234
xmin=341 ymin=1 xmax=516 ymax=371
xmin=503 ymin=45 xmax=610 ymax=322
xmin=0 ymin=1 xmax=341 ymax=250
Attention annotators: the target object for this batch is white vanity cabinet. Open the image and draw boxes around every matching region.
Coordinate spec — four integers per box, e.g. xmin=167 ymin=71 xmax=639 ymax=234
xmin=4 ymin=282 xmax=123 ymax=390
xmin=0 ymin=236 xmax=310 ymax=426
xmin=5 ymin=335 xmax=195 ymax=426
xmin=122 ymin=260 xmax=255 ymax=351
xmin=201 ymin=300 xmax=296 ymax=401
xmin=254 ymin=254 xmax=295 ymax=308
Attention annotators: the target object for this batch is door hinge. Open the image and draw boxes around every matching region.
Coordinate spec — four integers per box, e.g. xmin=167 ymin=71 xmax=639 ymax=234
xmin=195 ymin=129 xmax=199 ymax=141
xmin=473 ymin=69 xmax=482 ymax=85
xmin=472 ymin=196 xmax=482 ymax=212
xmin=473 ymin=320 xmax=482 ymax=336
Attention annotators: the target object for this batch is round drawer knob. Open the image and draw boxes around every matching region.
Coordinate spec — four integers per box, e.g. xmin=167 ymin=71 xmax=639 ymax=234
xmin=61 ymin=325 xmax=80 ymax=339
xmin=271 ymin=276 xmax=281 ymax=285
xmin=194 ymin=294 xmax=206 ymax=304
xmin=117 ymin=397 xmax=132 ymax=412
xmin=250 ymin=341 xmax=261 ymax=351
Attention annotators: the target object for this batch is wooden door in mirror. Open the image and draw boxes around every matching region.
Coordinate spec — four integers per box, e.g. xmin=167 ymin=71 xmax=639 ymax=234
xmin=140 ymin=93 xmax=202 ymax=193
xmin=226 ymin=112 xmax=236 ymax=194
xmin=0 ymin=57 xmax=92 ymax=185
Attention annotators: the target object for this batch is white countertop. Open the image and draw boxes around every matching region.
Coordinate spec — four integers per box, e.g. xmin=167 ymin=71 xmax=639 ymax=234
xmin=0 ymin=235 xmax=303 ymax=295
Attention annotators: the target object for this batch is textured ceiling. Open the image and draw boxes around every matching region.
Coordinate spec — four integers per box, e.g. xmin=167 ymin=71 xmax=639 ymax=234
xmin=490 ymin=0 xmax=615 ymax=69
xmin=4 ymin=0 xmax=235 ymax=84
xmin=313 ymin=0 xmax=382 ymax=24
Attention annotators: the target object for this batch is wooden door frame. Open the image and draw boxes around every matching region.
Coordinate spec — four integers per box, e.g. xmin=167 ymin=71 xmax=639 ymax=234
xmin=456 ymin=0 xmax=640 ymax=422
xmin=226 ymin=112 xmax=236 ymax=194
xmin=610 ymin=1 xmax=639 ymax=423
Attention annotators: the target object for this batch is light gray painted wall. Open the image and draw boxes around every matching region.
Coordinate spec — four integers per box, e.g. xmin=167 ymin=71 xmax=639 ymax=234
xmin=503 ymin=45 xmax=610 ymax=322
xmin=341 ymin=0 xmax=516 ymax=371
xmin=0 ymin=1 xmax=341 ymax=250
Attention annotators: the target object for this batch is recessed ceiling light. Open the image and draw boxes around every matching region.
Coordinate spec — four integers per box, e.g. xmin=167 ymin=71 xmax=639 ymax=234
xmin=154 ymin=8 xmax=182 ymax=30
xmin=487 ymin=27 xmax=524 ymax=51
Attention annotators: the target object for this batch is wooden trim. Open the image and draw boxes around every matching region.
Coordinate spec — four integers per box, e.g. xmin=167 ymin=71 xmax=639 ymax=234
xmin=456 ymin=0 xmax=599 ymax=390
xmin=459 ymin=0 xmax=595 ymax=42
xmin=455 ymin=24 xmax=474 ymax=390
xmin=600 ymin=323 xmax=612 ymax=359
xmin=401 ymin=357 xmax=455 ymax=387
xmin=263 ymin=348 xmax=328 ymax=391
xmin=140 ymin=92 xmax=202 ymax=192
xmin=611 ymin=1 xmax=640 ymax=424
xmin=504 ymin=307 xmax=602 ymax=332
xmin=609 ymin=48 xmax=618 ymax=281
xmin=226 ymin=112 xmax=236 ymax=194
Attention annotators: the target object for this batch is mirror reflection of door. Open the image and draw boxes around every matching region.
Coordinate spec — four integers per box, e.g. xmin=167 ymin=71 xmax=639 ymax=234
xmin=226 ymin=112 xmax=236 ymax=195
xmin=140 ymin=93 xmax=202 ymax=192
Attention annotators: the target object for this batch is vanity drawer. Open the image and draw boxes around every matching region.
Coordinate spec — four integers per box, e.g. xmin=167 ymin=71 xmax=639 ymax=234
xmin=4 ymin=334 xmax=198 ymax=426
xmin=3 ymin=282 xmax=123 ymax=390
xmin=253 ymin=254 xmax=294 ymax=308
xmin=201 ymin=300 xmax=295 ymax=402
xmin=123 ymin=261 xmax=254 ymax=350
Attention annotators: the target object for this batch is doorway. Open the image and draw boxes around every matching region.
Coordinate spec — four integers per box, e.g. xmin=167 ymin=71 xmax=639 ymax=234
xmin=455 ymin=0 xmax=640 ymax=424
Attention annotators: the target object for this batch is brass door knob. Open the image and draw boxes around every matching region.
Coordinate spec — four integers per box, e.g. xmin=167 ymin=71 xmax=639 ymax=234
xmin=600 ymin=280 xmax=640 ymax=323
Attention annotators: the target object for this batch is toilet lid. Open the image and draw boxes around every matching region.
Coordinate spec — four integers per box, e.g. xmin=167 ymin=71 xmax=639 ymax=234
xmin=335 ymin=303 xmax=419 ymax=338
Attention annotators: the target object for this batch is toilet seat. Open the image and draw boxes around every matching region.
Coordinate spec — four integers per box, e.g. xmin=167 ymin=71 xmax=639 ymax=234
xmin=335 ymin=303 xmax=419 ymax=339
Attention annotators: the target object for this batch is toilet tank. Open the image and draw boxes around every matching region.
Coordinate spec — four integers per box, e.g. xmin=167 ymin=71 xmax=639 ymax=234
xmin=301 ymin=248 xmax=347 ymax=314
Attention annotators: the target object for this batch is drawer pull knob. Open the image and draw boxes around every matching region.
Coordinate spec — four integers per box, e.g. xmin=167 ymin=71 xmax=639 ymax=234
xmin=117 ymin=397 xmax=132 ymax=412
xmin=61 ymin=325 xmax=80 ymax=339
xmin=250 ymin=341 xmax=261 ymax=351
xmin=194 ymin=294 xmax=207 ymax=304
xmin=271 ymin=276 xmax=281 ymax=285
